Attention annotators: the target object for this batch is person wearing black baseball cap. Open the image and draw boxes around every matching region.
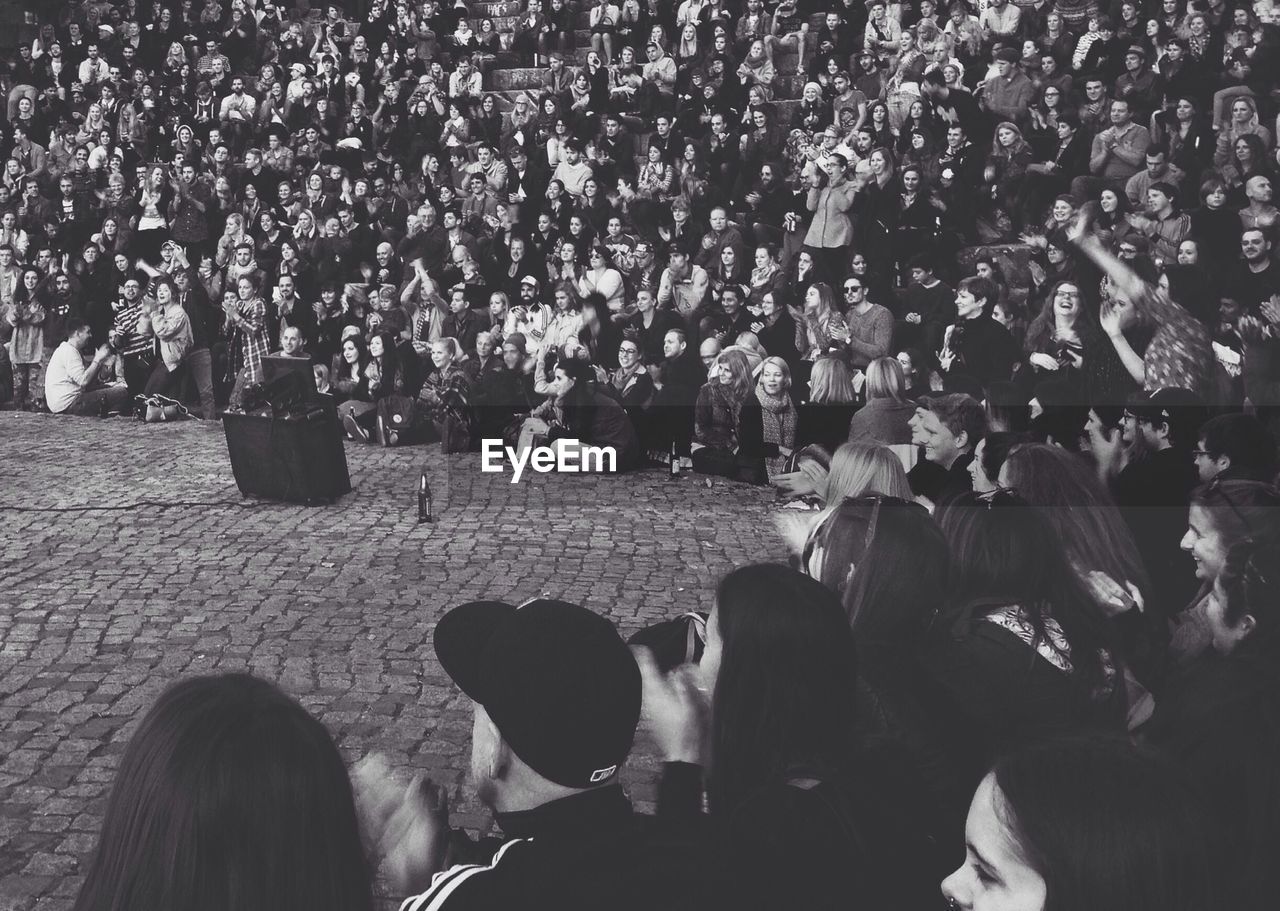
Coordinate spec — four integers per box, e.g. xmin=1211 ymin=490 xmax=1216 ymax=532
xmin=358 ymin=599 xmax=695 ymax=911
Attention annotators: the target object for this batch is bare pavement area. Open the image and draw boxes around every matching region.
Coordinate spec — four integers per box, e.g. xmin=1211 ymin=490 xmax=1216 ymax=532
xmin=0 ymin=412 xmax=780 ymax=911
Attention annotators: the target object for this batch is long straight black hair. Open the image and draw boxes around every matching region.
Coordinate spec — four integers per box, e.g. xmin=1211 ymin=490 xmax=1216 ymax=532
xmin=709 ymin=564 xmax=860 ymax=815
xmin=936 ymin=491 xmax=1118 ymax=701
xmin=990 ymin=737 xmax=1223 ymax=911
xmin=73 ymin=674 xmax=373 ymax=911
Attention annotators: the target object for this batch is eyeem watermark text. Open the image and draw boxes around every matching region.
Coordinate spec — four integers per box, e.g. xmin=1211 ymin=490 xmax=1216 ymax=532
xmin=480 ymin=439 xmax=618 ymax=483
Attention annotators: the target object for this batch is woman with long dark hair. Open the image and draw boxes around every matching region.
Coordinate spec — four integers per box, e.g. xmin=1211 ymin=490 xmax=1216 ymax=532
xmin=332 ymin=332 xmax=371 ymax=404
xmin=924 ymin=491 xmax=1128 ymax=783
xmin=529 ymin=356 xmax=640 ymax=469
xmin=341 ymin=329 xmax=408 ymax=443
xmin=1019 ymin=279 xmax=1105 ymax=399
xmin=803 ymin=496 xmax=969 ymax=847
xmin=639 ymin=563 xmax=942 ymax=911
xmin=941 ymin=737 xmax=1222 ymax=911
xmin=72 ymin=674 xmax=374 ymax=911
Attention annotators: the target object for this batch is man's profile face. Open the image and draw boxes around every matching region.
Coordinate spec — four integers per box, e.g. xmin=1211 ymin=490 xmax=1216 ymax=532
xmin=919 ymin=411 xmax=964 ymax=466
xmin=663 ymin=331 xmax=683 ymax=359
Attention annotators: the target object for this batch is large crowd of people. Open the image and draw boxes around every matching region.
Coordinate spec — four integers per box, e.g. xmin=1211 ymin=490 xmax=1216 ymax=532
xmin=5 ymin=0 xmax=1280 ymax=909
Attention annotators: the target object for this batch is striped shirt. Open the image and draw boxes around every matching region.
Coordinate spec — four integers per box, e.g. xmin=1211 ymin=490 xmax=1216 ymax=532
xmin=400 ymin=839 xmax=528 ymax=911
xmin=111 ymin=300 xmax=154 ymax=359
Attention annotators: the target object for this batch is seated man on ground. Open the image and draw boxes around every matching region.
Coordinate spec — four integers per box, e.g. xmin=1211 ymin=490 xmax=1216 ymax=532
xmin=44 ymin=319 xmax=130 ymax=416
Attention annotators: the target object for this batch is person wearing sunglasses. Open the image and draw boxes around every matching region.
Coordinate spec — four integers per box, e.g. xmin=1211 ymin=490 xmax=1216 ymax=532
xmin=840 ymin=276 xmax=893 ymax=370
xmin=1142 ymin=536 xmax=1280 ymax=911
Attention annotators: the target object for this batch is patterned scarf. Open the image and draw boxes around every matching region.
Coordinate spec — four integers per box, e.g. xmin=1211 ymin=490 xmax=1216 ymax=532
xmin=755 ymin=386 xmax=796 ymax=478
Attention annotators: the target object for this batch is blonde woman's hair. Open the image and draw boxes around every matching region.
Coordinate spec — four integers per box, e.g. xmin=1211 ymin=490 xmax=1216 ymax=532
xmin=865 ymin=356 xmax=908 ymax=403
xmin=756 ymin=356 xmax=792 ymax=395
xmin=433 ymin=336 xmax=463 ymax=361
xmin=809 ymin=356 xmax=856 ymax=404
xmin=823 ymin=442 xmax=912 ymax=504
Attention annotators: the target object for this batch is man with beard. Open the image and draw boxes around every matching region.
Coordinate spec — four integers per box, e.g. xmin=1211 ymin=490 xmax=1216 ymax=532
xmin=740 ymin=163 xmax=795 ymax=249
xmin=272 ymin=274 xmax=318 ymax=353
xmin=357 ymin=599 xmax=693 ymax=910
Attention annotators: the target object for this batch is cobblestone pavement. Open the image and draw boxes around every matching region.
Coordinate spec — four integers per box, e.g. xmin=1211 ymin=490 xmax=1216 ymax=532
xmin=0 ymin=412 xmax=781 ymax=911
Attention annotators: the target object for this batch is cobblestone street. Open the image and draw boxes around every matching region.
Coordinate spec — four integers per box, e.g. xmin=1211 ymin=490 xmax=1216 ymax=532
xmin=0 ymin=412 xmax=781 ymax=911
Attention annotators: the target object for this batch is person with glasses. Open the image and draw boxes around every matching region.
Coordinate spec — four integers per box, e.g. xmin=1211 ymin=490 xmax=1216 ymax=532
xmin=1142 ymin=536 xmax=1280 ymax=911
xmin=602 ymin=330 xmax=654 ymax=416
xmin=1020 ymin=280 xmax=1103 ymax=397
xmin=1193 ymin=413 xmax=1279 ymax=483
xmin=1108 ymin=388 xmax=1204 ymax=623
xmin=840 ymin=275 xmax=893 ymax=371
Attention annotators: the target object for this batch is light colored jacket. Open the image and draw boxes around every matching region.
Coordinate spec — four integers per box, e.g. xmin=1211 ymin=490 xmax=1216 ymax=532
xmin=147 ymin=302 xmax=194 ymax=371
xmin=804 ymin=178 xmax=859 ymax=248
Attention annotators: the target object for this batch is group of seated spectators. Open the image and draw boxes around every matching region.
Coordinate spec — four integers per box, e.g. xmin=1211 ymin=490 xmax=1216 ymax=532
xmin=5 ymin=2 xmax=1276 ymax=910
xmin=69 ymin=434 xmax=1280 ymax=911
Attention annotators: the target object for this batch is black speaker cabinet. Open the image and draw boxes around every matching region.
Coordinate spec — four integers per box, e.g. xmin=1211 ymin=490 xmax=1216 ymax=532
xmin=223 ymin=403 xmax=352 ymax=504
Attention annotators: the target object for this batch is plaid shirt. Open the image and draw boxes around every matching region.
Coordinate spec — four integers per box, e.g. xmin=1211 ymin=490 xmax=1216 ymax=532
xmin=226 ymin=296 xmax=270 ymax=384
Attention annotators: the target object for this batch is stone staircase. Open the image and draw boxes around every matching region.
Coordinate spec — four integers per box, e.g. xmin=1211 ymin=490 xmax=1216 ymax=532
xmin=464 ymin=0 xmax=825 ymax=127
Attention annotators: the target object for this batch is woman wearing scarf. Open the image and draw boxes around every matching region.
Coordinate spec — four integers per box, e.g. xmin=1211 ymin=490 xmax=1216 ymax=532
xmin=604 ymin=330 xmax=656 ymax=409
xmin=389 ymin=337 xmax=473 ymax=450
xmin=736 ymin=39 xmax=776 ymax=101
xmin=737 ymin=355 xmax=796 ymax=482
xmin=792 ymin=81 xmax=832 ymax=133
xmin=502 ymin=94 xmax=538 ymax=150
